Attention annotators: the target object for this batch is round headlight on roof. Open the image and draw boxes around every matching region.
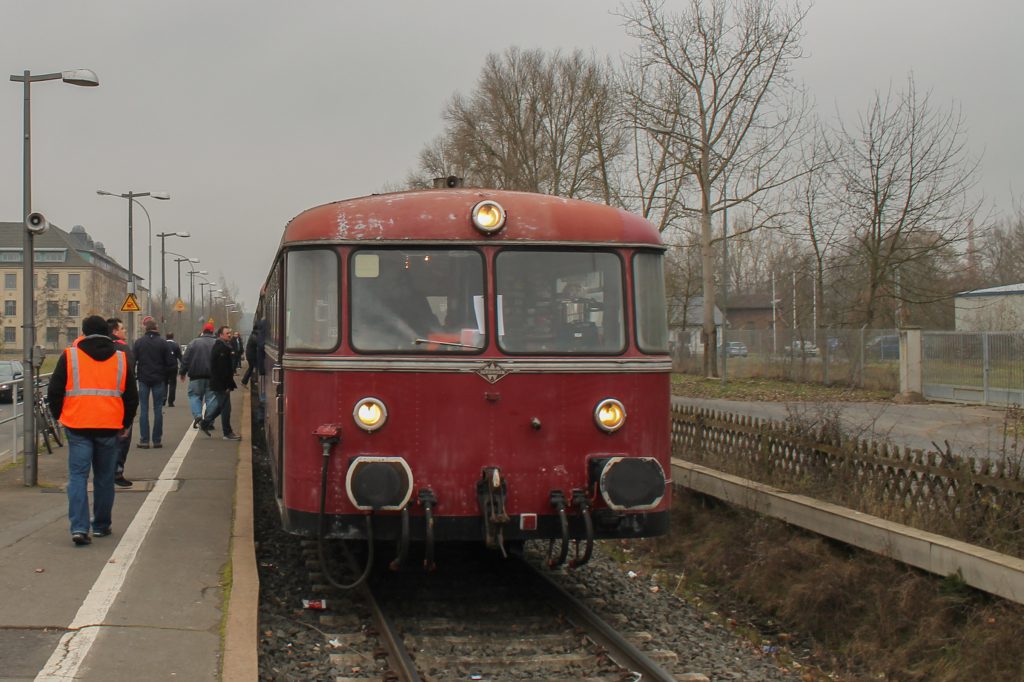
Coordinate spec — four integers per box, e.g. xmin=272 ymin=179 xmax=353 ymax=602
xmin=353 ymin=397 xmax=388 ymax=432
xmin=471 ymin=200 xmax=506 ymax=234
xmin=594 ymin=398 xmax=626 ymax=433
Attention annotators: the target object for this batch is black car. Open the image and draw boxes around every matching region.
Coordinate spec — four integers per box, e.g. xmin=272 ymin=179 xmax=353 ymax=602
xmin=0 ymin=361 xmax=24 ymax=403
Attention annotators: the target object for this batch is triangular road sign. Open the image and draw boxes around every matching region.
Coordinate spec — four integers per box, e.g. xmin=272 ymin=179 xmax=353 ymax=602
xmin=173 ymin=299 xmax=186 ymax=312
xmin=120 ymin=293 xmax=141 ymax=312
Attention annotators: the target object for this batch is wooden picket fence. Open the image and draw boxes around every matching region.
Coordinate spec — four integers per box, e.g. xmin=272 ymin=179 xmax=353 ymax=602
xmin=670 ymin=404 xmax=1024 ymax=557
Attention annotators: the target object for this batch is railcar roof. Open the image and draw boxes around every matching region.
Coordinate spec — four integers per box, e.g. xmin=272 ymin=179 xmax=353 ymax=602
xmin=280 ymin=189 xmax=663 ymax=247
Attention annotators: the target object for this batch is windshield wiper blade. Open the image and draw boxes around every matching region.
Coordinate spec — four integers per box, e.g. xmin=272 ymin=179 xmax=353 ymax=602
xmin=413 ymin=338 xmax=483 ymax=350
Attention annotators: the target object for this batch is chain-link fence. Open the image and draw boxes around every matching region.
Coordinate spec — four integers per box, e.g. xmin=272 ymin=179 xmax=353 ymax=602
xmin=673 ymin=327 xmax=901 ymax=391
xmin=923 ymin=331 xmax=1024 ymax=406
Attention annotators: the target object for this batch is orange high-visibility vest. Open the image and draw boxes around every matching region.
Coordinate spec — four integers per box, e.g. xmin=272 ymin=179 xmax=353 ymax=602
xmin=60 ymin=339 xmax=127 ymax=430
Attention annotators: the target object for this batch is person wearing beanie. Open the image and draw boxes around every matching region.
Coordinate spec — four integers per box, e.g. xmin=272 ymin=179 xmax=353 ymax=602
xmin=179 ymin=322 xmax=218 ymax=428
xmin=47 ymin=315 xmax=138 ymax=545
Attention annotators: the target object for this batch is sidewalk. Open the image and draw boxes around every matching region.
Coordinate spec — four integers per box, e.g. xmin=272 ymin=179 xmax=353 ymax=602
xmin=0 ymin=390 xmax=256 ymax=681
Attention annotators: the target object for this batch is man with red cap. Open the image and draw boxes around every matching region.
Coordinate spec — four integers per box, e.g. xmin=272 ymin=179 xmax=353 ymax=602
xmin=179 ymin=322 xmax=217 ymax=428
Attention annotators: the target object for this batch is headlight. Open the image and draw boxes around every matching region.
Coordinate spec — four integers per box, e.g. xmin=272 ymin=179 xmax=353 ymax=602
xmin=471 ymin=200 xmax=506 ymax=234
xmin=353 ymin=397 xmax=387 ymax=432
xmin=594 ymin=398 xmax=626 ymax=433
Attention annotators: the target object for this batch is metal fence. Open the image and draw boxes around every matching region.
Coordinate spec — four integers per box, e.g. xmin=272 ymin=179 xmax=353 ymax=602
xmin=0 ymin=373 xmax=54 ymax=468
xmin=673 ymin=327 xmax=901 ymax=391
xmin=923 ymin=331 xmax=1024 ymax=406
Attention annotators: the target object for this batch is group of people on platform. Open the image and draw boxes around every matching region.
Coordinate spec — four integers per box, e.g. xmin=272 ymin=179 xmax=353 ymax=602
xmin=48 ymin=315 xmax=250 ymax=546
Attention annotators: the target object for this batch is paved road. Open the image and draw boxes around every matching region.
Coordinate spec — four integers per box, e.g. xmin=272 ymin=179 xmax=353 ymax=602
xmin=672 ymin=396 xmax=1017 ymax=461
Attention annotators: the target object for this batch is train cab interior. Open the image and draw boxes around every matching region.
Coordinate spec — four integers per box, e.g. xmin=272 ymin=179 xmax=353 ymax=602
xmin=282 ymin=245 xmax=667 ymax=356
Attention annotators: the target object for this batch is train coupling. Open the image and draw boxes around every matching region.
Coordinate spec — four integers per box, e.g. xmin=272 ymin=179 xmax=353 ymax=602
xmin=477 ymin=467 xmax=510 ymax=557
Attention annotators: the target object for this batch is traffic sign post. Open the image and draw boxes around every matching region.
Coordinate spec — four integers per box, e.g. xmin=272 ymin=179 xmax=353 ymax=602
xmin=120 ymin=293 xmax=141 ymax=313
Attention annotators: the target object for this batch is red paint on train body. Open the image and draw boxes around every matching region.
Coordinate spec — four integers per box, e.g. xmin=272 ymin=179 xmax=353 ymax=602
xmin=255 ymin=189 xmax=672 ymax=552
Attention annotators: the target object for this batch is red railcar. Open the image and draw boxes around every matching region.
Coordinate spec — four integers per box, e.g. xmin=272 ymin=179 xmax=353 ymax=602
xmin=253 ymin=188 xmax=671 ymax=568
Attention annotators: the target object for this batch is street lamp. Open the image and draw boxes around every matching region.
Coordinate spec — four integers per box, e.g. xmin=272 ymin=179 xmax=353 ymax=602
xmin=10 ymin=67 xmax=99 ymax=487
xmin=97 ymin=189 xmax=170 ymax=336
xmin=168 ymin=252 xmax=198 ymax=340
xmin=156 ymin=231 xmax=190 ymax=325
xmin=198 ymin=281 xmax=214 ymax=321
xmin=189 ymin=270 xmax=208 ymax=324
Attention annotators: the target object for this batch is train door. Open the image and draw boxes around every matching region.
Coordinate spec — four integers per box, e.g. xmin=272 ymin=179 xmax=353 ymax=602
xmin=261 ymin=258 xmax=285 ymax=497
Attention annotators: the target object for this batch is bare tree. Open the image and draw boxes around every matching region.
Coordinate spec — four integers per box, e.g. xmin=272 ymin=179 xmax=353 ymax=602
xmin=979 ymin=206 xmax=1024 ymax=286
xmin=828 ymin=76 xmax=982 ymax=328
xmin=621 ymin=0 xmax=810 ymax=377
xmin=413 ymin=47 xmax=626 ymax=200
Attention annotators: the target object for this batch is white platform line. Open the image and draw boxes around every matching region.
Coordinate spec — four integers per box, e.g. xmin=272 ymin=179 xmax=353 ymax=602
xmin=35 ymin=427 xmax=199 ymax=681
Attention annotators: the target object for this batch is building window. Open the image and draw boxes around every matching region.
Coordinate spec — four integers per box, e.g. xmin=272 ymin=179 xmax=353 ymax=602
xmin=4 ymin=300 xmax=15 ymax=316
xmin=68 ymin=300 xmax=80 ymax=317
xmin=4 ymin=274 xmax=15 ymax=289
xmin=36 ymin=250 xmax=66 ymax=263
xmin=0 ymin=252 xmax=22 ymax=263
xmin=46 ymin=327 xmax=59 ymax=344
xmin=4 ymin=327 xmax=15 ymax=344
xmin=47 ymin=301 xmax=60 ymax=318
xmin=68 ymin=273 xmax=81 ymax=290
xmin=66 ymin=327 xmax=78 ymax=344
xmin=46 ymin=273 xmax=59 ymax=289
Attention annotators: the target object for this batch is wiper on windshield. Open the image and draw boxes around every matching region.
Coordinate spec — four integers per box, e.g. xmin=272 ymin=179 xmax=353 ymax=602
xmin=413 ymin=338 xmax=483 ymax=350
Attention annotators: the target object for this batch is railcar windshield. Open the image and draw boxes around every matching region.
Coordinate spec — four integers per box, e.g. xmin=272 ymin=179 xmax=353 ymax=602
xmin=495 ymin=250 xmax=625 ymax=354
xmin=350 ymin=249 xmax=485 ymax=352
xmin=285 ymin=249 xmax=339 ymax=351
xmin=633 ymin=252 xmax=669 ymax=352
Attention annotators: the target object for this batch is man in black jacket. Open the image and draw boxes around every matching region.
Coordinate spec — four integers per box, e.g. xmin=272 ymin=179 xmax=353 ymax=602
xmin=107 ymin=317 xmax=135 ymax=487
xmin=198 ymin=325 xmax=240 ymax=440
xmin=132 ymin=318 xmax=176 ymax=448
xmin=163 ymin=332 xmax=183 ymax=407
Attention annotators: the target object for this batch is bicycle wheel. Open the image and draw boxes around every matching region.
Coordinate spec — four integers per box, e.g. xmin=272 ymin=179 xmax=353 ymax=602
xmin=34 ymin=404 xmax=53 ymax=455
xmin=44 ymin=406 xmax=63 ymax=447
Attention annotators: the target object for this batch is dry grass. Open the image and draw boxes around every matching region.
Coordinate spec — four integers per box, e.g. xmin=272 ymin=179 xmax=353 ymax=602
xmin=621 ymin=493 xmax=1024 ymax=681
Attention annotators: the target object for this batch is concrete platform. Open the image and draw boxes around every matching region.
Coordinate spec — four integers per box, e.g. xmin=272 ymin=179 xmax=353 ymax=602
xmin=0 ymin=390 xmax=256 ymax=681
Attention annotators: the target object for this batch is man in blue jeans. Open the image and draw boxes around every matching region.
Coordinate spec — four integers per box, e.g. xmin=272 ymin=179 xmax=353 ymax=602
xmin=198 ymin=325 xmax=241 ymax=440
xmin=48 ymin=315 xmax=139 ymax=545
xmin=132 ymin=318 xmax=176 ymax=448
xmin=179 ymin=322 xmax=217 ymax=428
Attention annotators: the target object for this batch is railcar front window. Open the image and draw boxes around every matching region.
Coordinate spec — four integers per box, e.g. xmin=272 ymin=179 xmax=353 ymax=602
xmin=634 ymin=251 xmax=669 ymax=353
xmin=285 ymin=249 xmax=339 ymax=351
xmin=350 ymin=249 xmax=485 ymax=353
xmin=496 ymin=250 xmax=625 ymax=353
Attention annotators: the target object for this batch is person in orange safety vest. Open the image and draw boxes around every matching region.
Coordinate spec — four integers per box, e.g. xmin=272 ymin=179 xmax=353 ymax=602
xmin=48 ymin=315 xmax=139 ymax=546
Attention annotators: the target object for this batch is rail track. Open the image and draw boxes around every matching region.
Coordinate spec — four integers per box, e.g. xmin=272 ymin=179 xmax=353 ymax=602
xmin=300 ymin=541 xmax=680 ymax=681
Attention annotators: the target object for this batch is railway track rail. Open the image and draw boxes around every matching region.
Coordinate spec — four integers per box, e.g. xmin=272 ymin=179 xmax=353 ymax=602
xmin=301 ymin=541 xmax=680 ymax=681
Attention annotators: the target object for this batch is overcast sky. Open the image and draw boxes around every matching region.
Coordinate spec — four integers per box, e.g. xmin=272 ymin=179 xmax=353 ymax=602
xmin=3 ymin=1 xmax=1021 ymax=316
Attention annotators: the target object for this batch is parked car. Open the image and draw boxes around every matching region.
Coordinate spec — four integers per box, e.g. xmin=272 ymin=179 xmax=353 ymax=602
xmin=788 ymin=341 xmax=818 ymax=357
xmin=725 ymin=341 xmax=748 ymax=357
xmin=0 ymin=361 xmax=24 ymax=403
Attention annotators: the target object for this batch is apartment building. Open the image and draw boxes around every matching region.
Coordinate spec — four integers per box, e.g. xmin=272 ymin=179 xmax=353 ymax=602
xmin=0 ymin=222 xmax=149 ymax=354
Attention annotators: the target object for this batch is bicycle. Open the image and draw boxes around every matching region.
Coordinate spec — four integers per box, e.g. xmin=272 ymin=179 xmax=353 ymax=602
xmin=34 ymin=385 xmax=64 ymax=454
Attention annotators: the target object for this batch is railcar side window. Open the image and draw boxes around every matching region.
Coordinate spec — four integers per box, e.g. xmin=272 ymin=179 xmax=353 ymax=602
xmin=633 ymin=251 xmax=669 ymax=353
xmin=350 ymin=249 xmax=485 ymax=353
xmin=285 ymin=249 xmax=339 ymax=351
xmin=495 ymin=250 xmax=624 ymax=354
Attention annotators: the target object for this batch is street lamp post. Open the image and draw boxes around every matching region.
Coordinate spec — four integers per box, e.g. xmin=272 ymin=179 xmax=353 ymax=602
xmin=10 ymin=67 xmax=99 ymax=487
xmin=189 ymin=270 xmax=208 ymax=325
xmin=169 ymin=253 xmax=198 ymax=340
xmin=197 ymin=281 xmax=213 ymax=321
xmin=156 ymin=231 xmax=190 ymax=326
xmin=97 ymin=189 xmax=170 ymax=337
